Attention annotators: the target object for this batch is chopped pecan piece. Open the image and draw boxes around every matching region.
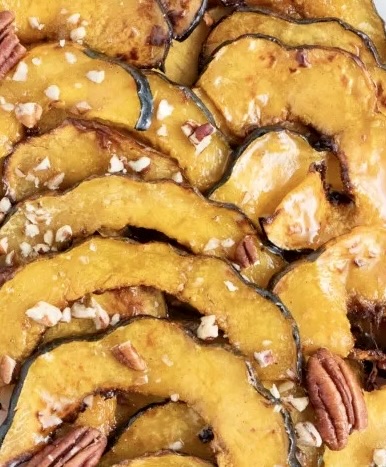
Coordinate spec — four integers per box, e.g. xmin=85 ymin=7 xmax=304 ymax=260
xmin=0 ymin=354 xmax=16 ymax=385
xmin=306 ymin=348 xmax=367 ymax=451
xmin=111 ymin=340 xmax=147 ymax=371
xmin=0 ymin=11 xmax=26 ymax=79
xmin=234 ymin=235 xmax=258 ymax=268
xmin=181 ymin=120 xmax=215 ymax=154
xmin=26 ymin=426 xmax=107 ymax=467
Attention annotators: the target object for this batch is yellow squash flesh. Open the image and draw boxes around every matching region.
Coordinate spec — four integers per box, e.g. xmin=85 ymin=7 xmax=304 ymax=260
xmin=0 ymin=175 xmax=283 ymax=285
xmin=0 ymin=237 xmax=298 ymax=381
xmin=273 ymin=226 xmax=386 ymax=357
xmin=4 ymin=121 xmax=182 ymax=202
xmin=1 ymin=0 xmax=171 ymax=68
xmin=0 ymin=43 xmax=146 ymax=159
xmin=114 ymin=453 xmax=214 ymax=467
xmin=0 ymin=318 xmax=292 ymax=466
xmin=101 ymin=403 xmax=213 ymax=465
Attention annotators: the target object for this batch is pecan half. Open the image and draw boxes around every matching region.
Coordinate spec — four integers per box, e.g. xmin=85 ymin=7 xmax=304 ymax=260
xmin=0 ymin=11 xmax=26 ymax=79
xmin=26 ymin=426 xmax=107 ymax=467
xmin=306 ymin=348 xmax=367 ymax=451
xmin=234 ymin=235 xmax=258 ymax=268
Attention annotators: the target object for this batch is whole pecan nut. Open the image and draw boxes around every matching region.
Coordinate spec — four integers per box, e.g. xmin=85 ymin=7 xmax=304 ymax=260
xmin=234 ymin=235 xmax=258 ymax=269
xmin=26 ymin=426 xmax=107 ymax=467
xmin=306 ymin=348 xmax=367 ymax=451
xmin=0 ymin=11 xmax=26 ymax=79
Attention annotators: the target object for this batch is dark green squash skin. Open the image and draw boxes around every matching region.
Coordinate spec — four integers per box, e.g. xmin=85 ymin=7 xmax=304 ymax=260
xmin=0 ymin=317 xmax=301 ymax=467
xmin=83 ymin=49 xmax=153 ymax=131
xmin=159 ymin=0 xmax=208 ymax=41
xmin=200 ymin=5 xmax=385 ymax=67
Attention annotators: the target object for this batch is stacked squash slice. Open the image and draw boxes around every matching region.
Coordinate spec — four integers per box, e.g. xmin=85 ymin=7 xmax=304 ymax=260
xmin=0 ymin=1 xmax=385 ymax=466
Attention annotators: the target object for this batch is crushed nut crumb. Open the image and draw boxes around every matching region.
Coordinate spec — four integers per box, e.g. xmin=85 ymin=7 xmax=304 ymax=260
xmin=26 ymin=301 xmax=62 ymax=327
xmin=197 ymin=315 xmax=218 ymax=340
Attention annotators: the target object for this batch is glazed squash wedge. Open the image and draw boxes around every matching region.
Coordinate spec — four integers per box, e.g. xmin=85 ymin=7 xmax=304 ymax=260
xmin=197 ymin=36 xmax=386 ymax=232
xmin=201 ymin=8 xmax=386 ymax=113
xmin=209 ymin=128 xmax=327 ymax=225
xmin=220 ymin=0 xmax=386 ymax=63
xmin=101 ymin=402 xmax=214 ymax=465
xmin=0 ymin=174 xmax=283 ymax=286
xmin=0 ymin=42 xmax=151 ymax=159
xmin=272 ymin=226 xmax=386 ymax=357
xmin=160 ymin=0 xmax=207 ymax=40
xmin=3 ymin=120 xmax=183 ymax=202
xmin=43 ymin=287 xmax=167 ymax=344
xmin=0 ymin=318 xmax=299 ymax=466
xmin=0 ymin=237 xmax=300 ymax=381
xmin=0 ymin=0 xmax=172 ymax=68
xmin=262 ymin=167 xmax=355 ymax=251
xmin=132 ymin=72 xmax=230 ymax=192
xmin=323 ymin=388 xmax=386 ymax=466
xmin=113 ymin=452 xmax=214 ymax=467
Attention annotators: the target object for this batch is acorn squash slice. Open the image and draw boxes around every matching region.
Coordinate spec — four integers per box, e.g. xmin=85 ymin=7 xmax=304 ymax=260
xmin=197 ymin=36 xmax=386 ymax=227
xmin=323 ymin=388 xmax=386 ymax=467
xmin=262 ymin=167 xmax=356 ymax=251
xmin=201 ymin=8 xmax=386 ymax=113
xmin=0 ymin=175 xmax=283 ymax=286
xmin=3 ymin=120 xmax=183 ymax=203
xmin=43 ymin=287 xmax=167 ymax=344
xmin=159 ymin=0 xmax=207 ymax=40
xmin=131 ymin=71 xmax=230 ymax=192
xmin=101 ymin=402 xmax=214 ymax=465
xmin=209 ymin=128 xmax=327 ymax=226
xmin=0 ymin=0 xmax=171 ymax=68
xmin=220 ymin=0 xmax=386 ymax=63
xmin=112 ymin=453 xmax=214 ymax=467
xmin=0 ymin=237 xmax=300 ymax=382
xmin=0 ymin=42 xmax=151 ymax=159
xmin=0 ymin=318 xmax=298 ymax=466
xmin=272 ymin=226 xmax=386 ymax=357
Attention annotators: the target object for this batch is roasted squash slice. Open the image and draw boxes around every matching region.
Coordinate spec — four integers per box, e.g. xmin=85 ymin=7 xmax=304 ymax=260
xmin=0 ymin=0 xmax=172 ymax=68
xmin=160 ymin=0 xmax=207 ymax=40
xmin=113 ymin=453 xmax=214 ymax=467
xmin=43 ymin=287 xmax=167 ymax=344
xmin=132 ymin=72 xmax=230 ymax=192
xmin=272 ymin=226 xmax=386 ymax=357
xmin=0 ymin=43 xmax=151 ymax=159
xmin=101 ymin=402 xmax=214 ymax=465
xmin=263 ymin=167 xmax=356 ymax=251
xmin=164 ymin=20 xmax=211 ymax=86
xmin=201 ymin=8 xmax=386 ymax=113
xmin=209 ymin=128 xmax=326 ymax=225
xmin=0 ymin=175 xmax=283 ymax=285
xmin=221 ymin=0 xmax=386 ymax=63
xmin=323 ymin=388 xmax=386 ymax=466
xmin=197 ymin=36 xmax=386 ymax=229
xmin=3 ymin=120 xmax=183 ymax=202
xmin=0 ymin=318 xmax=298 ymax=466
xmin=0 ymin=237 xmax=300 ymax=381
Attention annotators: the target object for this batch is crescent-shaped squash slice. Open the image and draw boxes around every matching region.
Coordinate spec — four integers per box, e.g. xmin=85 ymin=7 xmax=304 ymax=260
xmin=272 ymin=226 xmax=386 ymax=357
xmin=201 ymin=8 xmax=386 ymax=114
xmin=159 ymin=0 xmax=207 ymax=40
xmin=197 ymin=36 xmax=386 ymax=228
xmin=0 ymin=237 xmax=300 ymax=381
xmin=132 ymin=72 xmax=230 ymax=192
xmin=209 ymin=128 xmax=327 ymax=225
xmin=0 ymin=42 xmax=151 ymax=159
xmin=3 ymin=120 xmax=183 ymax=203
xmin=43 ymin=287 xmax=167 ymax=345
xmin=220 ymin=0 xmax=386 ymax=63
xmin=0 ymin=175 xmax=283 ymax=285
xmin=0 ymin=0 xmax=171 ymax=68
xmin=323 ymin=388 xmax=386 ymax=466
xmin=0 ymin=318 xmax=298 ymax=466
xmin=113 ymin=453 xmax=214 ymax=467
xmin=262 ymin=167 xmax=355 ymax=251
xmin=101 ymin=402 xmax=213 ymax=465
